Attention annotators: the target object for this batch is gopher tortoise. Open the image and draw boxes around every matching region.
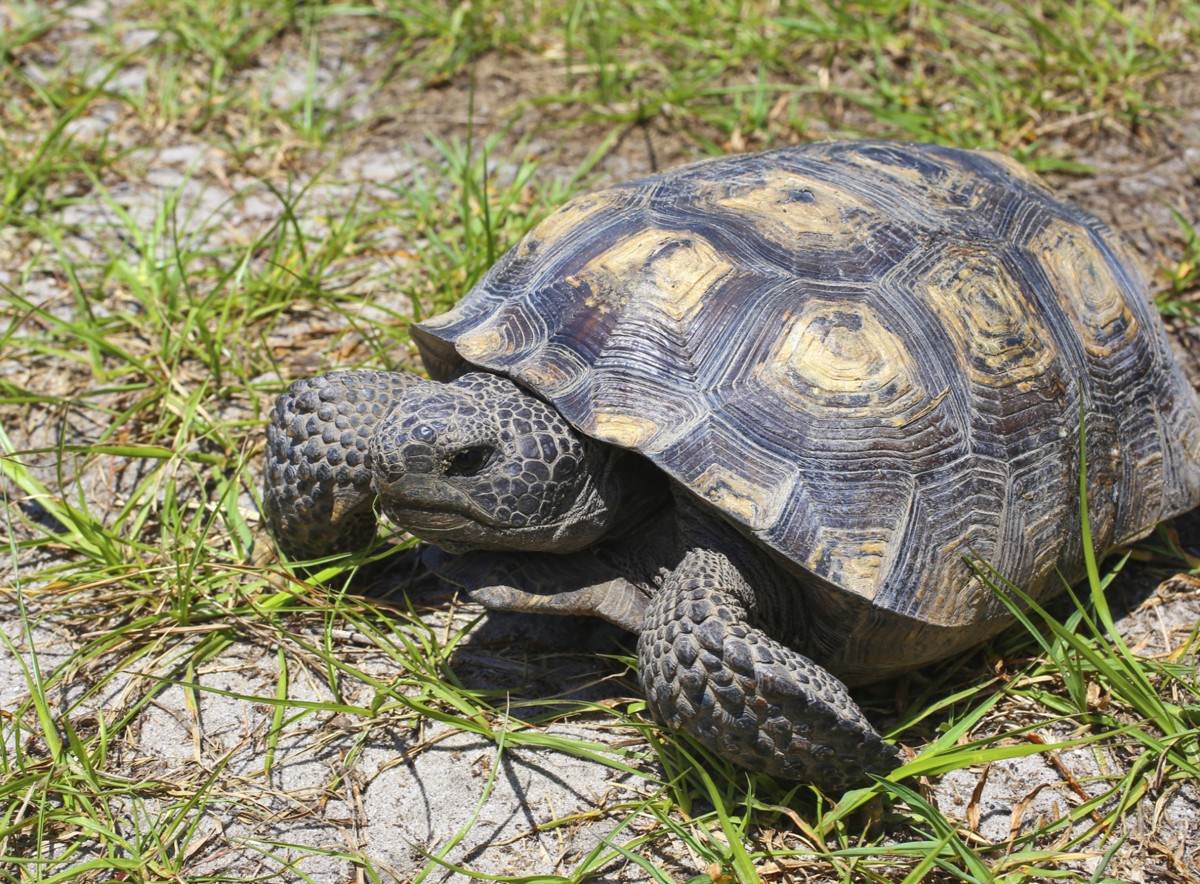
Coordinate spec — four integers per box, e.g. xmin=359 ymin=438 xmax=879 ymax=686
xmin=263 ymin=140 xmax=1200 ymax=791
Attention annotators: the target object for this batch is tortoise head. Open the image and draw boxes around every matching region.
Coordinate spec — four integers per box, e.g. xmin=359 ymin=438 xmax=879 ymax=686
xmin=368 ymin=372 xmax=628 ymax=554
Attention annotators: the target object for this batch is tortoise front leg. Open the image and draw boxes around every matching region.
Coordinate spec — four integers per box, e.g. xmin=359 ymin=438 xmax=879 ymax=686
xmin=638 ymin=549 xmax=899 ymax=791
xmin=263 ymin=370 xmax=423 ymax=559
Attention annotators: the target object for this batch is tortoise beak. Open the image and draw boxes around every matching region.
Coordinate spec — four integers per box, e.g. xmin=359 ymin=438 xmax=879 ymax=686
xmin=373 ymin=473 xmax=497 ymax=531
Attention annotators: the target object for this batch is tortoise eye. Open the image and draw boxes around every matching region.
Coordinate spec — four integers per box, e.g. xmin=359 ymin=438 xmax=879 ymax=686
xmin=446 ymin=445 xmax=494 ymax=477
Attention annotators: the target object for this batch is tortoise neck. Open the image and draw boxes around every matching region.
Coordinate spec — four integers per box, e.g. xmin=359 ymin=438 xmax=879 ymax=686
xmin=600 ymin=451 xmax=673 ymax=542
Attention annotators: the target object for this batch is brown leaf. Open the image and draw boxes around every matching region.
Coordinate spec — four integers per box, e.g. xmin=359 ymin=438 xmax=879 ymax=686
xmin=967 ymin=764 xmax=991 ymax=833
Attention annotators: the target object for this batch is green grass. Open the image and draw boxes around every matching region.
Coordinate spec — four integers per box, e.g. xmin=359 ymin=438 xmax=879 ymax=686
xmin=3 ymin=0 xmax=1200 ymax=881
xmin=1159 ymin=209 xmax=1200 ymax=318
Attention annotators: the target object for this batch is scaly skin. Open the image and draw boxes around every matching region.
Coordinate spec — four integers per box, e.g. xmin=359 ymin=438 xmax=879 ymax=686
xmin=263 ymin=368 xmax=900 ymax=789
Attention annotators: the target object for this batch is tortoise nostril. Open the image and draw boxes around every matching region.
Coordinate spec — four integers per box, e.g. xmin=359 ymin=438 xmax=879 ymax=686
xmin=446 ymin=445 xmax=495 ymax=477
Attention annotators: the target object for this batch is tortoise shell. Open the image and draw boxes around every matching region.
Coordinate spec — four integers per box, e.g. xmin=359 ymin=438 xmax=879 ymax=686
xmin=412 ymin=140 xmax=1200 ymax=637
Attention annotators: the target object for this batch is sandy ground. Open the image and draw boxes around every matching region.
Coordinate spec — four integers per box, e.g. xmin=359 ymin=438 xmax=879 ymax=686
xmin=3 ymin=2 xmax=1200 ymax=881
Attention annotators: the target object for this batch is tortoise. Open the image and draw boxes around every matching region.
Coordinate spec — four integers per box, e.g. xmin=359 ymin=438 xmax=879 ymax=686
xmin=262 ymin=140 xmax=1200 ymax=791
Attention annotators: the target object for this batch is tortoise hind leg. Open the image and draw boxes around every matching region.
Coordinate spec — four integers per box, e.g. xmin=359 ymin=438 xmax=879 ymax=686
xmin=637 ymin=549 xmax=899 ymax=791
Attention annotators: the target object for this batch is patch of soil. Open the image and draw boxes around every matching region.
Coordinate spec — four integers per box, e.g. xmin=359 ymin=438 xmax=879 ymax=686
xmin=4 ymin=1 xmax=1200 ymax=880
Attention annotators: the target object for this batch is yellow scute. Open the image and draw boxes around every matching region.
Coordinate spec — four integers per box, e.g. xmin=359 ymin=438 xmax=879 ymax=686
xmin=693 ymin=463 xmax=784 ymax=532
xmin=1030 ymin=219 xmax=1137 ymax=358
xmin=579 ymin=229 xmax=734 ymax=323
xmin=456 ymin=329 xmax=510 ymax=362
xmin=758 ymin=300 xmax=926 ymax=418
xmin=591 ymin=412 xmax=659 ymax=449
xmin=805 ymin=527 xmax=891 ymax=599
xmin=714 ymin=168 xmax=872 ymax=243
xmin=922 ymin=246 xmax=1054 ymax=383
xmin=518 ymin=189 xmax=625 ymax=258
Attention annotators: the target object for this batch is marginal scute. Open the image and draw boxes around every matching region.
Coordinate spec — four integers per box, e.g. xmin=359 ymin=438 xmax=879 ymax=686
xmin=590 ymin=412 xmax=660 ymax=449
xmin=457 ymin=328 xmax=510 ymax=362
xmin=511 ymin=342 xmax=589 ymax=396
xmin=692 ymin=462 xmax=789 ymax=533
xmin=805 ymin=525 xmax=893 ymax=600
